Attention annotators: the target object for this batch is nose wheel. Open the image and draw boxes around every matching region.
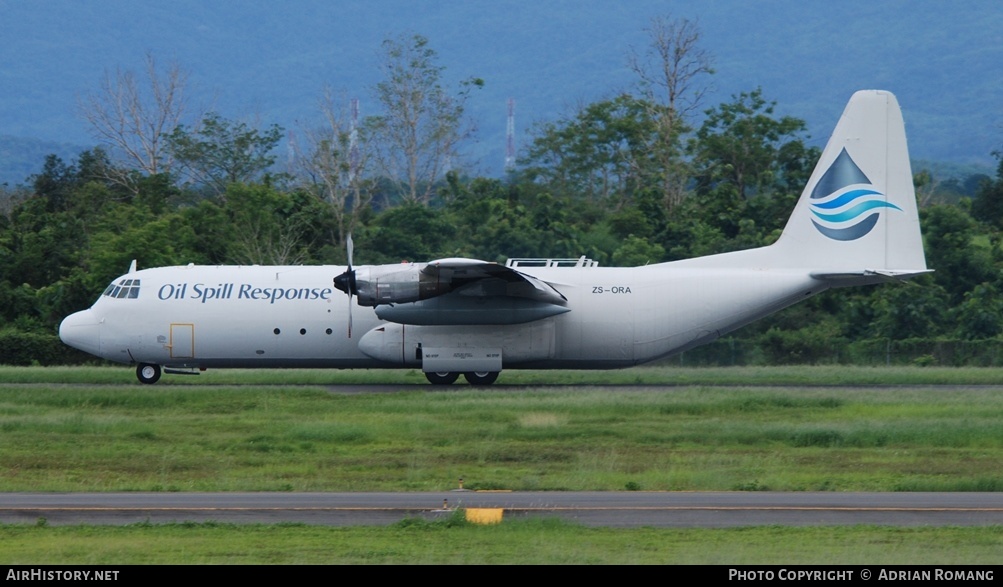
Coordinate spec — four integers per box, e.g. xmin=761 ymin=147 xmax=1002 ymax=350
xmin=136 ymin=363 xmax=162 ymax=384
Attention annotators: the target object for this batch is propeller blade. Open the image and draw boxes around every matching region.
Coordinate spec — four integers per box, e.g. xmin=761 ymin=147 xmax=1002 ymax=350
xmin=334 ymin=234 xmax=357 ymax=294
xmin=347 ymin=291 xmax=353 ymax=338
xmin=334 ymin=234 xmax=354 ymax=338
xmin=346 ymin=233 xmax=354 ymax=270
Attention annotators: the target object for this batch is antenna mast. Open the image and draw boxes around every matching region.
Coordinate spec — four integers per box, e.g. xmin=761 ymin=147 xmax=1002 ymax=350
xmin=505 ymin=98 xmax=516 ymax=171
xmin=349 ymin=98 xmax=360 ymax=181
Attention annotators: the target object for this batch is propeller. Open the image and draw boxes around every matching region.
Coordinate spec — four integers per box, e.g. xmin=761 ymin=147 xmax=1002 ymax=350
xmin=333 ymin=234 xmax=357 ymax=337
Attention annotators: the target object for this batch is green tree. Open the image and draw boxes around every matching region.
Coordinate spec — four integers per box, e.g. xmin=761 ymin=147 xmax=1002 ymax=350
xmin=868 ymin=282 xmax=950 ymax=340
xmin=30 ymin=155 xmax=78 ymax=213
xmin=970 ymin=151 xmax=1003 ymax=228
xmin=363 ymin=202 xmax=455 ymax=262
xmin=657 ymin=195 xmax=729 ymax=259
xmin=612 ymin=235 xmax=665 ymax=266
xmin=367 ymin=33 xmax=481 ymax=205
xmin=86 ymin=207 xmax=203 ymax=289
xmin=168 ymin=113 xmax=284 ymax=196
xmin=920 ymin=204 xmax=994 ymax=304
xmin=692 ymin=88 xmax=810 ymax=200
xmin=952 ymin=283 xmax=1003 ymax=339
xmin=521 ymin=94 xmax=661 ymax=206
xmin=687 ymin=89 xmax=813 ymax=246
xmin=0 ymin=198 xmax=91 ymax=330
xmin=219 ymin=184 xmax=323 ymax=265
xmin=443 ymin=176 xmax=583 ymax=261
xmin=296 ymin=92 xmax=376 ymax=249
xmin=628 ymin=15 xmax=714 ymax=210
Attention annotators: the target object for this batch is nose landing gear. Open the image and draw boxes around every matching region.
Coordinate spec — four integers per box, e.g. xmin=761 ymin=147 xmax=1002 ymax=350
xmin=136 ymin=363 xmax=162 ymax=384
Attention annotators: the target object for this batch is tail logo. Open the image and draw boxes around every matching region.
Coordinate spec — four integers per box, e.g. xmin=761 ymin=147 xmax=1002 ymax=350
xmin=809 ymin=148 xmax=901 ymax=241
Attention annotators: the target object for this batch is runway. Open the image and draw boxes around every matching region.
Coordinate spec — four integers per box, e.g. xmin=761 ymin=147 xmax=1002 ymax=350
xmin=3 ymin=491 xmax=1003 ymax=527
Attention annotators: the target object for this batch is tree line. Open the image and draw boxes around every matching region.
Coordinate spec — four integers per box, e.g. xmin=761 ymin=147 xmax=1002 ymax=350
xmin=1 ymin=20 xmax=1002 ymax=366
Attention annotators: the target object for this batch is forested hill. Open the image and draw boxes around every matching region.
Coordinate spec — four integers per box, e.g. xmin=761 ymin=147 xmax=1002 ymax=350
xmin=1 ymin=0 xmax=1001 ymax=186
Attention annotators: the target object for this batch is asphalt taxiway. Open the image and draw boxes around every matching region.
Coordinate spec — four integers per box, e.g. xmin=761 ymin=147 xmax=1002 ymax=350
xmin=3 ymin=491 xmax=1003 ymax=527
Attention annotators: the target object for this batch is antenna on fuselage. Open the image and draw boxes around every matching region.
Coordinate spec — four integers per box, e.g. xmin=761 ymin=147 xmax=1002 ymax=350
xmin=128 ymin=259 xmax=137 ymax=274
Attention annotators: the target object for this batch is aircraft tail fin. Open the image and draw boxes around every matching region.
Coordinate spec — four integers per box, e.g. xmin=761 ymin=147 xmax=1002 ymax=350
xmin=770 ymin=90 xmax=927 ymax=277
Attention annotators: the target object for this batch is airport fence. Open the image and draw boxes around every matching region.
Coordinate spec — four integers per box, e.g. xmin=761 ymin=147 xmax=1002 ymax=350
xmin=673 ymin=337 xmax=1003 ymax=367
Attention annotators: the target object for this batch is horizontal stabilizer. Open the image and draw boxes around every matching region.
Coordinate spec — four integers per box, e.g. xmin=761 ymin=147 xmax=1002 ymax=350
xmin=810 ymin=268 xmax=934 ymax=286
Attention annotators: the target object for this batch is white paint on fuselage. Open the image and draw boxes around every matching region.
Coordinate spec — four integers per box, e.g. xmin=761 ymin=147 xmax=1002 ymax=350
xmin=61 ymin=260 xmax=825 ymax=371
xmin=523 ymin=264 xmax=822 ymax=368
xmin=68 ymin=265 xmax=382 ymax=368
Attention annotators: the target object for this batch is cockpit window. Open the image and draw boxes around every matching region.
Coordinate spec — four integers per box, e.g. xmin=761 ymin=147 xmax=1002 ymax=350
xmin=103 ymin=279 xmax=142 ymax=299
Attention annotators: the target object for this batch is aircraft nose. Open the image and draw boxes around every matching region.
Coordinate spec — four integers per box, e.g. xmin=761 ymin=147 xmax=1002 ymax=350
xmin=59 ymin=309 xmax=102 ymax=356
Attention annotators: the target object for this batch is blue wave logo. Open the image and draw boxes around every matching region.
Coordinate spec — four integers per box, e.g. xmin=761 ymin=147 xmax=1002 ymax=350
xmin=809 ymin=148 xmax=901 ymax=241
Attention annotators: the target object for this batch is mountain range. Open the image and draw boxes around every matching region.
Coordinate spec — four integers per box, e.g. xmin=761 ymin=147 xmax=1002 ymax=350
xmin=1 ymin=0 xmax=1001 ymax=186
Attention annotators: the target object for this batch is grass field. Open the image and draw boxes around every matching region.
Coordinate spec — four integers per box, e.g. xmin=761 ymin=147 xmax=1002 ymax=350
xmin=3 ymin=519 xmax=1002 ymax=565
xmin=1 ymin=365 xmax=1001 ymax=564
xmin=5 ymin=363 xmax=1003 ymax=385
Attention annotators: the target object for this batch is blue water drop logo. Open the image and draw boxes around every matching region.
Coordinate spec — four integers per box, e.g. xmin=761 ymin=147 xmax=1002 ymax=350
xmin=809 ymin=148 xmax=900 ymax=241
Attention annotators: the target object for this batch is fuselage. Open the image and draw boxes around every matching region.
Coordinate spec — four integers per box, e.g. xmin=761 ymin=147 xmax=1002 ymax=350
xmin=59 ymin=261 xmax=828 ymax=371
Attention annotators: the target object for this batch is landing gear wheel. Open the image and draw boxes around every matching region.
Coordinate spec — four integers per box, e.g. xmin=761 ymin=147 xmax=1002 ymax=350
xmin=136 ymin=363 xmax=162 ymax=385
xmin=463 ymin=371 xmax=499 ymax=386
xmin=425 ymin=371 xmax=459 ymax=385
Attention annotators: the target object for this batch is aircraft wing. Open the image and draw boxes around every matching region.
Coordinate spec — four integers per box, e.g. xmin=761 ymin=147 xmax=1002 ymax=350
xmin=368 ymin=259 xmax=569 ymax=326
xmin=421 ymin=258 xmax=568 ymax=305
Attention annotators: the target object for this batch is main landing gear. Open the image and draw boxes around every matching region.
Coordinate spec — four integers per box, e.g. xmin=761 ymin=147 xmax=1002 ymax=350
xmin=423 ymin=371 xmax=499 ymax=386
xmin=136 ymin=363 xmax=162 ymax=385
xmin=425 ymin=372 xmax=460 ymax=385
xmin=463 ymin=371 xmax=499 ymax=385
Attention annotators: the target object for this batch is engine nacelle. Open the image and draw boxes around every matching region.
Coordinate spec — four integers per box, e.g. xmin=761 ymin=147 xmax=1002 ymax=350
xmin=353 ymin=263 xmax=449 ymax=307
xmin=375 ymin=295 xmax=570 ymax=325
xmin=338 ymin=258 xmax=569 ymax=313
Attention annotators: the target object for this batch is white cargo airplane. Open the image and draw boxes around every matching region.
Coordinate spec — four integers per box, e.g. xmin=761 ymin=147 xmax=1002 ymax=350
xmin=60 ymin=90 xmax=928 ymax=385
